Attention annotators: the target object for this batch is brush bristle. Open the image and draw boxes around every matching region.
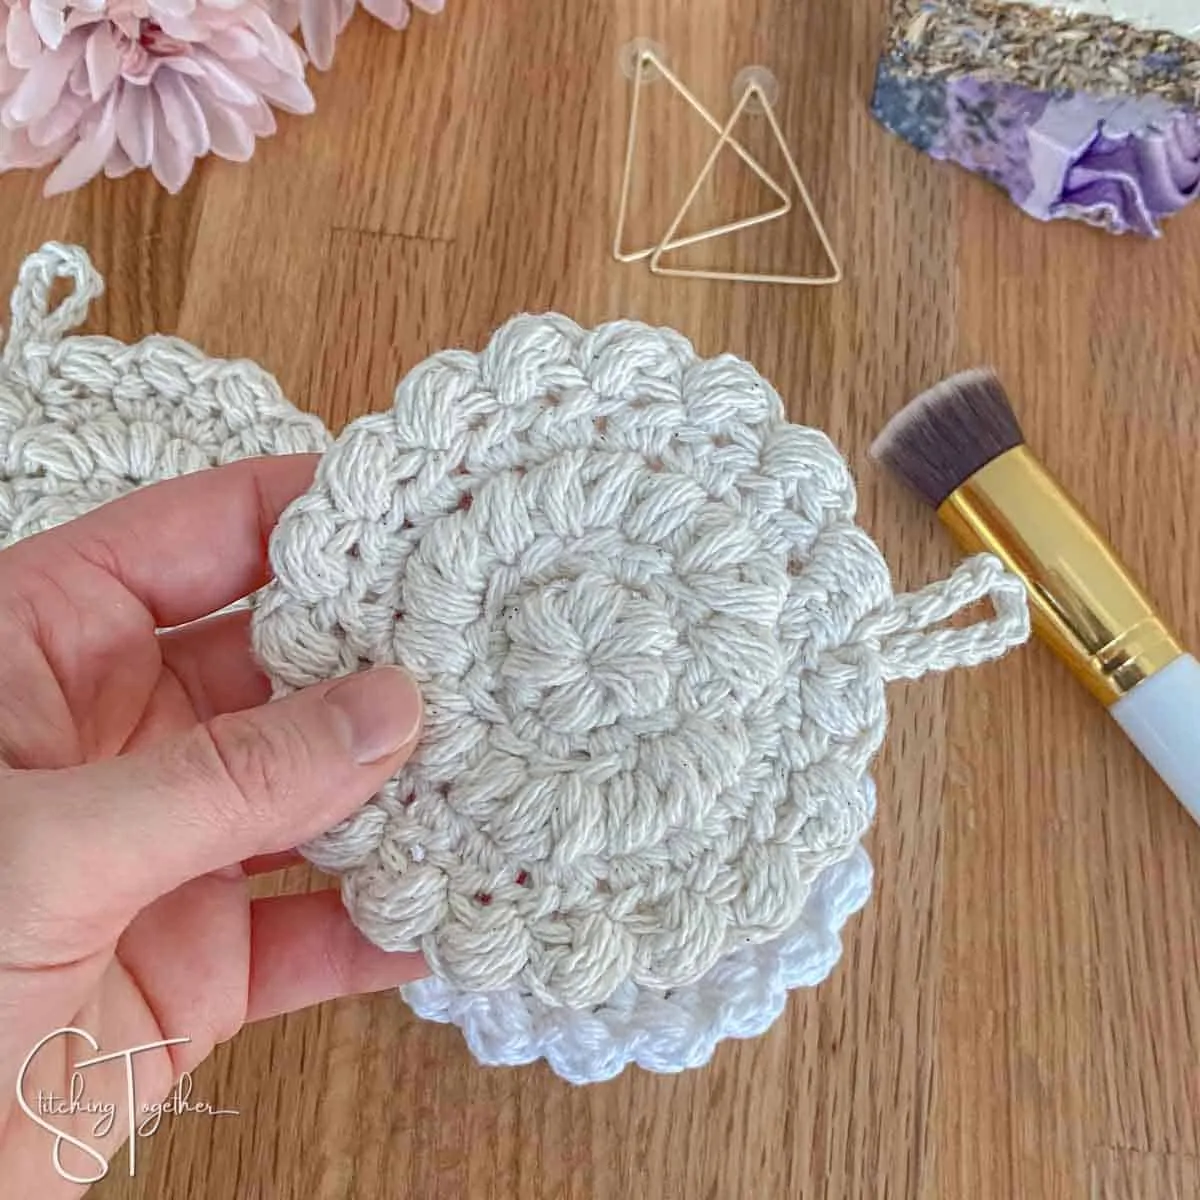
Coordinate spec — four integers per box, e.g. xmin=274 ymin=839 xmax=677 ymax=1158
xmin=870 ymin=369 xmax=1025 ymax=508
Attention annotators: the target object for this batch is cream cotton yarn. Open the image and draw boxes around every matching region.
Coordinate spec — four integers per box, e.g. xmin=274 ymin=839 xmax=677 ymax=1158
xmin=250 ymin=312 xmax=1029 ymax=1076
xmin=0 ymin=243 xmax=330 ymax=548
xmin=0 ymin=244 xmax=1029 ymax=1085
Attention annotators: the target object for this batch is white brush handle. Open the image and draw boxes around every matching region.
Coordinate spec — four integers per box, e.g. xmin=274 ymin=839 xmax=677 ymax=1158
xmin=1111 ymin=654 xmax=1200 ymax=824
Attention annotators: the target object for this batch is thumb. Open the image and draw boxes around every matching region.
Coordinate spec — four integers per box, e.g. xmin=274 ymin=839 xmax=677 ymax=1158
xmin=1 ymin=667 xmax=422 ymax=936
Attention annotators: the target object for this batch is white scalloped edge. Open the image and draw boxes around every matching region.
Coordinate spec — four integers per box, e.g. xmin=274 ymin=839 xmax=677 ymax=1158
xmin=401 ymin=842 xmax=873 ymax=1085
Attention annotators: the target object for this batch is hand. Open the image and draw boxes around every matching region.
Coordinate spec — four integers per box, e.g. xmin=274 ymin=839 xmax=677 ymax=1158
xmin=0 ymin=456 xmax=425 ymax=1194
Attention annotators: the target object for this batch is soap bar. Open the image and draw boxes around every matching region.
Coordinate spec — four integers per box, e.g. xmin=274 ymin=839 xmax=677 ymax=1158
xmin=872 ymin=0 xmax=1200 ymax=235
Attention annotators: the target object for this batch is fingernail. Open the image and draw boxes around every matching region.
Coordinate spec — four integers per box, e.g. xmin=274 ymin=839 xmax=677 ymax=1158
xmin=324 ymin=667 xmax=423 ymax=764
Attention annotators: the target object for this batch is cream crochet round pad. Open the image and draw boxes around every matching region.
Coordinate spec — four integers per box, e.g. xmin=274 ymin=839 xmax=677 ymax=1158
xmin=0 ymin=243 xmax=330 ymax=547
xmin=251 ymin=314 xmax=1029 ymax=1043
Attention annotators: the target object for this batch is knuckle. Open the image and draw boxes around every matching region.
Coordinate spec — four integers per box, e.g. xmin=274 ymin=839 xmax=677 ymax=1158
xmin=205 ymin=1011 xmax=244 ymax=1054
xmin=185 ymin=710 xmax=315 ymax=832
xmin=194 ymin=971 xmax=249 ymax=1052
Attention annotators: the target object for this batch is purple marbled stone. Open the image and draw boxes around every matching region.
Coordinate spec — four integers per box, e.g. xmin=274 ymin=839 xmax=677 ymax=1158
xmin=871 ymin=57 xmax=1200 ymax=236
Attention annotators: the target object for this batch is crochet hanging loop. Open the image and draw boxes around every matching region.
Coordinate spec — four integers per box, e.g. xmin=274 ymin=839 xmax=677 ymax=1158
xmin=871 ymin=553 xmax=1031 ymax=682
xmin=2 ymin=242 xmax=105 ymax=367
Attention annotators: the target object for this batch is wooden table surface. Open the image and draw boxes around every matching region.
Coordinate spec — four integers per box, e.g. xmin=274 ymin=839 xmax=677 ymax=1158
xmin=3 ymin=2 xmax=1199 ymax=1197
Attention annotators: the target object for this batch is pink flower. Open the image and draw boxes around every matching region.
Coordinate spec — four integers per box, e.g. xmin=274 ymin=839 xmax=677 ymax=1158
xmin=271 ymin=0 xmax=442 ymax=71
xmin=0 ymin=0 xmax=315 ymax=194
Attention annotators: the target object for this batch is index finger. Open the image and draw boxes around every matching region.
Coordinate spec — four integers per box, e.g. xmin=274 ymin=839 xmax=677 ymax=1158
xmin=1 ymin=455 xmax=319 ymax=628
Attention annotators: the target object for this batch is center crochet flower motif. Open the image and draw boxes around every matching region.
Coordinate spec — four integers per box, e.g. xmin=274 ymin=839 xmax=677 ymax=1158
xmin=252 ymin=315 xmax=896 ymax=1010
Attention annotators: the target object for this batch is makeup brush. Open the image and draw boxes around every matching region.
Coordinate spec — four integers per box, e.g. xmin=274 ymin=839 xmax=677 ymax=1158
xmin=871 ymin=368 xmax=1200 ymax=822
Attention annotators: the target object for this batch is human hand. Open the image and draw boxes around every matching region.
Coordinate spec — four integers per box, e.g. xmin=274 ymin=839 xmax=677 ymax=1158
xmin=0 ymin=456 xmax=426 ymax=1194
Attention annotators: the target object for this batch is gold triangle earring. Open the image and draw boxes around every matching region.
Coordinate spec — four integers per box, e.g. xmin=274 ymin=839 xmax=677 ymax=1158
xmin=612 ymin=43 xmax=793 ymax=266
xmin=648 ymin=70 xmax=842 ymax=286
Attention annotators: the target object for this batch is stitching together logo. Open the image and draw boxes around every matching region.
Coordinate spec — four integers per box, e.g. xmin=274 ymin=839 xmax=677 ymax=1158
xmin=15 ymin=1027 xmax=239 ymax=1184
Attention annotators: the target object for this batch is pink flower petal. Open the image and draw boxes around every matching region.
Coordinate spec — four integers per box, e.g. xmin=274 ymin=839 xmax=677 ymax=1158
xmin=192 ymin=87 xmax=254 ymax=161
xmin=360 ymin=0 xmax=412 ymax=30
xmin=0 ymin=56 xmax=22 ymax=92
xmin=153 ymin=13 xmax=212 ymax=40
xmin=205 ymin=27 xmax=260 ymax=61
xmin=270 ymin=1 xmax=300 ymax=36
xmin=6 ymin=8 xmax=43 ymax=70
xmin=104 ymin=141 xmax=136 ymax=178
xmin=0 ymin=122 xmax=63 ymax=168
xmin=107 ymin=10 xmax=144 ymax=40
xmin=413 ymin=0 xmax=445 ymax=11
xmin=252 ymin=67 xmax=314 ymax=116
xmin=296 ymin=0 xmax=355 ymax=70
xmin=163 ymin=55 xmax=205 ymax=79
xmin=27 ymin=88 xmax=88 ymax=147
xmin=150 ymin=0 xmax=202 ymax=17
xmin=155 ymin=71 xmax=210 ymax=158
xmin=3 ymin=36 xmax=85 ymax=126
xmin=28 ymin=1 xmax=66 ymax=50
xmin=68 ymin=52 xmax=89 ymax=97
xmin=145 ymin=0 xmax=210 ymax=34
xmin=70 ymin=0 xmax=108 ymax=20
xmin=84 ymin=24 xmax=122 ymax=101
xmin=240 ymin=96 xmax=276 ymax=137
xmin=227 ymin=54 xmax=277 ymax=86
xmin=244 ymin=4 xmax=308 ymax=67
xmin=116 ymin=81 xmax=154 ymax=168
xmin=230 ymin=43 xmax=306 ymax=86
xmin=149 ymin=91 xmax=194 ymax=192
xmin=44 ymin=90 xmax=117 ymax=194
xmin=191 ymin=48 xmax=260 ymax=106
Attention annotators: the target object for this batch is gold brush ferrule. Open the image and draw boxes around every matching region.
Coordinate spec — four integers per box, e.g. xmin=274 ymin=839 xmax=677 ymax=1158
xmin=937 ymin=445 xmax=1183 ymax=706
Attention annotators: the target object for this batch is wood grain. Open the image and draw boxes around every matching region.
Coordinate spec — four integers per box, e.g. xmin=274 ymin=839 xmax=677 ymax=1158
xmin=3 ymin=1 xmax=1199 ymax=1196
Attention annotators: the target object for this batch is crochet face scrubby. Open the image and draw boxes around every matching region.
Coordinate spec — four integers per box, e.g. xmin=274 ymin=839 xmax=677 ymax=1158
xmin=0 ymin=245 xmax=1029 ymax=1085
xmin=250 ymin=314 xmax=1030 ymax=1076
xmin=0 ymin=244 xmax=330 ymax=548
